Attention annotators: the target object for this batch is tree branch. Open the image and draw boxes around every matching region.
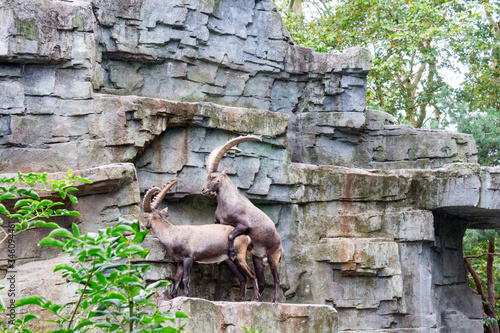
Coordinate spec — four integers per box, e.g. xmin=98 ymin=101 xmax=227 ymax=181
xmin=464 ymin=257 xmax=488 ymax=305
xmin=465 ymin=253 xmax=500 ymax=259
xmin=486 ymin=240 xmax=497 ymax=324
xmin=411 ymin=62 xmax=426 ymax=91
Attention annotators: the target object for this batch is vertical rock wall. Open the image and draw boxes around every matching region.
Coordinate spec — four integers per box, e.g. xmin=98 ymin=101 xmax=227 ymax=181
xmin=0 ymin=0 xmax=498 ymax=332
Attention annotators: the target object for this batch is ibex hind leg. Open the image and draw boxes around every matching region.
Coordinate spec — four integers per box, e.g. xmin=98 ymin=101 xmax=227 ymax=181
xmin=232 ymin=257 xmax=260 ymax=301
xmin=181 ymin=257 xmax=193 ymax=297
xmin=167 ymin=262 xmax=184 ymax=299
xmin=252 ymin=256 xmax=266 ymax=295
xmin=268 ymin=248 xmax=282 ymax=303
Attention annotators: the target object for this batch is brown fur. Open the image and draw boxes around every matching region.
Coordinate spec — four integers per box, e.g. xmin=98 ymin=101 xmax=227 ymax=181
xmin=202 ymin=165 xmax=283 ymax=302
xmin=142 ymin=183 xmax=260 ymax=301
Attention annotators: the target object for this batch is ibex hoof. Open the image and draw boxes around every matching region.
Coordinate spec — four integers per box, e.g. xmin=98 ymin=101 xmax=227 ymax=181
xmin=229 ymin=250 xmax=236 ymax=261
xmin=233 ymin=296 xmax=243 ymax=302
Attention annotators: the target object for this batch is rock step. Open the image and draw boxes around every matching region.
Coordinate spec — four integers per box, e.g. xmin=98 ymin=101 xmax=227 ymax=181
xmin=160 ymin=297 xmax=338 ymax=333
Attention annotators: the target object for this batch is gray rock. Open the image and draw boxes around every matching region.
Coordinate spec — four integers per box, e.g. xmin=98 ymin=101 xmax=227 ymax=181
xmin=163 ymin=297 xmax=338 ymax=333
xmin=0 ymin=0 xmax=496 ymax=332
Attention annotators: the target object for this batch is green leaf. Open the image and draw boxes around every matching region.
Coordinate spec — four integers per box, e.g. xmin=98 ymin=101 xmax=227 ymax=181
xmin=112 ymin=224 xmax=135 ymax=234
xmin=34 ymin=221 xmax=60 ymax=228
xmin=74 ymin=319 xmax=94 ymax=330
xmin=146 ymin=280 xmax=171 ymax=290
xmin=133 ymin=296 xmax=146 ymax=303
xmin=24 ymin=189 xmax=40 ymax=200
xmin=89 ymin=310 xmax=108 ymax=318
xmin=65 ymin=187 xmax=79 ymax=193
xmin=121 ymin=245 xmax=149 ymax=255
xmin=75 ymin=176 xmax=92 ymax=184
xmin=67 ymin=194 xmax=78 ymax=204
xmin=132 ymin=230 xmax=149 ymax=243
xmin=95 ymin=272 xmax=107 ymax=286
xmin=103 ymin=292 xmax=128 ymax=302
xmin=0 ymin=296 xmax=5 ymax=311
xmin=16 ymin=296 xmax=46 ymax=307
xmin=37 ymin=199 xmax=55 ymax=208
xmin=14 ymin=199 xmax=33 ymax=209
xmin=175 ymin=311 xmax=189 ymax=319
xmin=116 ymin=276 xmax=139 ymax=285
xmin=23 ymin=314 xmax=40 ymax=323
xmin=72 ymin=223 xmax=80 ymax=238
xmin=152 ymin=326 xmax=183 ymax=333
xmin=0 ymin=203 xmax=9 ymax=215
xmin=102 ymin=298 xmax=123 ymax=309
xmin=62 ymin=210 xmax=81 ymax=217
xmin=0 ymin=193 xmax=16 ymax=201
xmin=39 ymin=237 xmax=65 ymax=248
xmin=54 ymin=264 xmax=76 ymax=274
xmin=48 ymin=228 xmax=74 ymax=239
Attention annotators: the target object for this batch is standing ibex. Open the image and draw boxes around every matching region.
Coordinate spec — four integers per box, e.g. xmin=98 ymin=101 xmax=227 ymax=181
xmin=142 ymin=179 xmax=260 ymax=301
xmin=202 ymin=136 xmax=283 ymax=302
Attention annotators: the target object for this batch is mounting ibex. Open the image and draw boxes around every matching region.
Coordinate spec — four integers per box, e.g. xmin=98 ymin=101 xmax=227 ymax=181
xmin=142 ymin=179 xmax=260 ymax=301
xmin=202 ymin=135 xmax=283 ymax=302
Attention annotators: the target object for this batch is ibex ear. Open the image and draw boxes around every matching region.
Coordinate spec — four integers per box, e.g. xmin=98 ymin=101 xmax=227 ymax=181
xmin=221 ymin=168 xmax=229 ymax=175
xmin=160 ymin=207 xmax=169 ymax=218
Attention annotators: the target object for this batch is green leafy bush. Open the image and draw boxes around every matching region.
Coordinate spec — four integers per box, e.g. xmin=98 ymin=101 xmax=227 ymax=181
xmin=0 ymin=170 xmax=88 ymax=244
xmin=0 ymin=171 xmax=188 ymax=332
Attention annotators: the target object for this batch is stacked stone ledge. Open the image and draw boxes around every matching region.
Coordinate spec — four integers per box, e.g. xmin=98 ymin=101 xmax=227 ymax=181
xmin=0 ymin=0 xmax=498 ymax=332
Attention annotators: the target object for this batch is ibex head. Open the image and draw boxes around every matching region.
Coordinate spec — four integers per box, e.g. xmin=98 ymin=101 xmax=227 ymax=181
xmin=201 ymin=135 xmax=262 ymax=196
xmin=142 ymin=179 xmax=180 ymax=229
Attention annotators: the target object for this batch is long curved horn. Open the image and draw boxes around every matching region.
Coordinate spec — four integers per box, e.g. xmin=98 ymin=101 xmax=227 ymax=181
xmin=151 ymin=179 xmax=181 ymax=210
xmin=143 ymin=187 xmax=161 ymax=212
xmin=206 ymin=135 xmax=262 ymax=173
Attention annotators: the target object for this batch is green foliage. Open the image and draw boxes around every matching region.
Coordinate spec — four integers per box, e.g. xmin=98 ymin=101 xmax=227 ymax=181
xmin=484 ymin=316 xmax=499 ymax=327
xmin=463 ymin=229 xmax=500 ymax=326
xmin=0 ymin=170 xmax=89 ymax=241
xmin=452 ymin=108 xmax=500 ymax=166
xmin=0 ymin=171 xmax=188 ymax=332
xmin=1 ymin=219 xmax=187 ymax=332
xmin=242 ymin=327 xmax=262 ymax=333
xmin=279 ymin=0 xmax=460 ymax=128
xmin=278 ymin=0 xmax=500 ymax=165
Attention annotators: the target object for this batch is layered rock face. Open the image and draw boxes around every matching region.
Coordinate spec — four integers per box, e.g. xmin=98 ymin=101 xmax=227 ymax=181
xmin=0 ymin=0 xmax=498 ymax=332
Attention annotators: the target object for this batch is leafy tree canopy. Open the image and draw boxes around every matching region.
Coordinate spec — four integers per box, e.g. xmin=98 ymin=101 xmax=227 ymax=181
xmin=277 ymin=0 xmax=500 ymax=165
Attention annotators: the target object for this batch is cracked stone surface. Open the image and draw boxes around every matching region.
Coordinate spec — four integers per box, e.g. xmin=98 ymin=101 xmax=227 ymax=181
xmin=0 ymin=0 xmax=496 ymax=332
xmin=160 ymin=297 xmax=338 ymax=333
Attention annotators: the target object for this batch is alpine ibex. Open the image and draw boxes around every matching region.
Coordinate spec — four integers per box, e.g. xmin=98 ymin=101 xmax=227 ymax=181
xmin=202 ymin=135 xmax=283 ymax=302
xmin=142 ymin=179 xmax=260 ymax=301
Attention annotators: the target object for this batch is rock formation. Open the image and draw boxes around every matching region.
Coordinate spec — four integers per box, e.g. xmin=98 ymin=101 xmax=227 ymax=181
xmin=1 ymin=0 xmax=499 ymax=332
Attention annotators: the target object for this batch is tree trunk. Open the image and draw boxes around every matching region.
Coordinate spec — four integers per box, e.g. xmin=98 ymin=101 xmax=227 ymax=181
xmin=287 ymin=0 xmax=303 ymax=14
xmin=486 ymin=239 xmax=500 ymax=333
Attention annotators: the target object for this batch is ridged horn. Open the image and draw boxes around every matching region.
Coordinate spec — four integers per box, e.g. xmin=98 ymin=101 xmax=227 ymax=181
xmin=205 ymin=135 xmax=262 ymax=173
xmin=143 ymin=187 xmax=161 ymax=212
xmin=151 ymin=179 xmax=181 ymax=210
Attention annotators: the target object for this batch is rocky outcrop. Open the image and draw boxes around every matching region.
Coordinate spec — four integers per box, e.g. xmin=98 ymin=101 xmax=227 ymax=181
xmin=162 ymin=297 xmax=338 ymax=333
xmin=0 ymin=0 xmax=497 ymax=332
xmin=0 ymin=0 xmax=477 ymax=171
